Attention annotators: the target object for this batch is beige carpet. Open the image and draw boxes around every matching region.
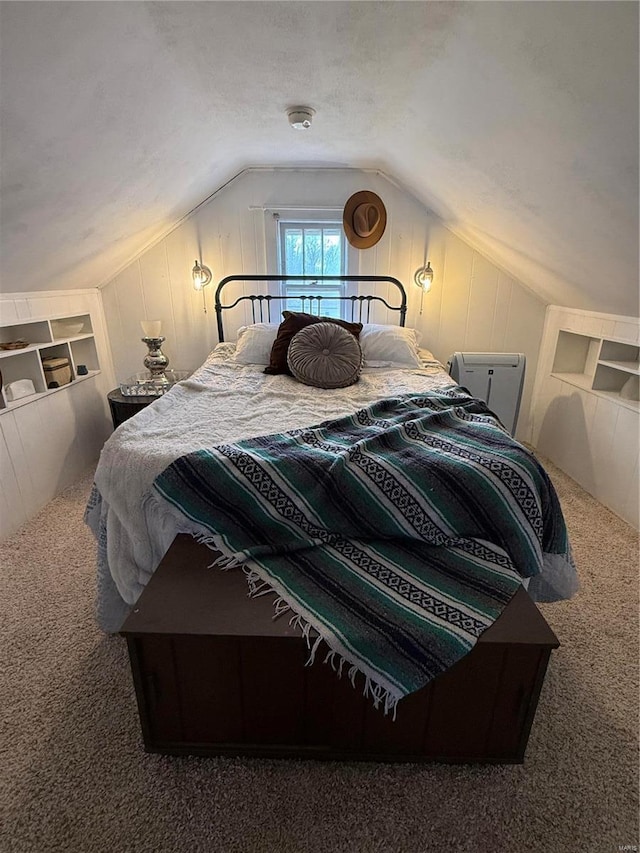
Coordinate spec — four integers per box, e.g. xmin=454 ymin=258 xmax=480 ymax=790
xmin=0 ymin=459 xmax=637 ymax=853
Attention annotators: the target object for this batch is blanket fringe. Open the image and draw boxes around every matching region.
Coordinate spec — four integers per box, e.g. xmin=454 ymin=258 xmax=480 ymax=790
xmin=188 ymin=532 xmax=243 ymax=569
xmin=192 ymin=532 xmax=221 ymax=550
xmin=273 ymin=596 xmax=291 ymax=618
xmin=307 ymin=634 xmax=323 ymax=667
xmin=192 ymin=532 xmax=402 ymax=718
xmin=244 ymin=567 xmax=276 ymax=598
xmin=211 ymin=552 xmax=245 ymax=569
xmin=245 ymin=571 xmax=401 ymax=718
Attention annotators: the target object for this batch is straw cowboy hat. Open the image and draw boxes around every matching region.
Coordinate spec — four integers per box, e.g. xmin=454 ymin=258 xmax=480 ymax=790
xmin=343 ymin=191 xmax=387 ymax=249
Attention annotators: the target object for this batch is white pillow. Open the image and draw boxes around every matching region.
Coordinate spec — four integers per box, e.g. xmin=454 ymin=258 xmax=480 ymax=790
xmin=360 ymin=324 xmax=423 ymax=368
xmin=232 ymin=323 xmax=279 ymax=364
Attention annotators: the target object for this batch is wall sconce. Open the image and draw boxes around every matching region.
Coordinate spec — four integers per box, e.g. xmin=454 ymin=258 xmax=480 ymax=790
xmin=414 ymin=262 xmax=434 ymax=293
xmin=414 ymin=261 xmax=434 ymax=316
xmin=192 ymin=259 xmax=212 ymax=291
xmin=192 ymin=259 xmax=212 ymax=312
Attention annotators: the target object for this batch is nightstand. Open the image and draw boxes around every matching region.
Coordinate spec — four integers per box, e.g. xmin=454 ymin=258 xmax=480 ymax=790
xmin=107 ymin=389 xmax=154 ymax=429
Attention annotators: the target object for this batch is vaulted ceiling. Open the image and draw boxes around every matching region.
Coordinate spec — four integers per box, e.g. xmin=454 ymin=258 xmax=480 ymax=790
xmin=1 ymin=1 xmax=638 ymax=315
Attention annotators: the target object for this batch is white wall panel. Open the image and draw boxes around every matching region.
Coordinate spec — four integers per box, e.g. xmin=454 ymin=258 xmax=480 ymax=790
xmin=622 ymin=458 xmax=639 ymax=528
xmin=550 ymin=384 xmax=598 ymax=490
xmin=464 ymin=254 xmax=499 ymax=353
xmin=113 ymin=263 xmax=146 ymax=381
xmin=29 ymin=294 xmax=72 ymax=318
xmin=14 ymin=299 xmax=31 ymax=321
xmin=600 ymin=319 xmax=617 ymax=339
xmin=531 ymin=306 xmax=639 ymax=528
xmin=0 ymin=411 xmax=37 ymax=519
xmin=164 ymin=229 xmax=209 ymax=372
xmin=99 ymin=167 xmax=547 ymax=442
xmin=139 ymin=244 xmax=177 ymax=367
xmin=536 ymin=377 xmax=575 ymax=465
xmin=588 ymin=396 xmax=618 ymax=497
xmin=489 ymin=274 xmax=512 ymax=353
xmin=501 ymin=285 xmax=546 ymax=438
xmin=437 ymin=235 xmax=474 ymax=372
xmin=569 ymin=388 xmax=599 ymax=495
xmin=417 ymin=221 xmax=447 ymax=356
xmin=0 ymin=289 xmax=115 ymax=540
xmin=0 ymin=303 xmax=19 ymax=324
xmin=531 ymin=372 xmax=559 ymax=447
xmin=582 ymin=315 xmax=605 ymax=337
xmin=614 ymin=321 xmax=639 ymax=344
xmin=602 ymin=406 xmax=639 ymax=516
xmin=0 ymin=422 xmax=27 ymax=535
xmin=100 ymin=282 xmax=126 ymax=381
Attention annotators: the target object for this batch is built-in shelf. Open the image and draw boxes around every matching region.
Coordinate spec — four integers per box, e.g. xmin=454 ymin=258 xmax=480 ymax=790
xmin=1 ymin=370 xmax=101 ymax=412
xmin=0 ymin=341 xmax=52 ymax=359
xmin=0 ymin=313 xmax=101 ymax=413
xmin=534 ymin=308 xmax=639 ymax=531
xmin=551 ymin=329 xmax=639 ymax=412
xmin=597 ymin=359 xmax=640 ymax=375
xmin=549 ymin=371 xmax=593 ymax=392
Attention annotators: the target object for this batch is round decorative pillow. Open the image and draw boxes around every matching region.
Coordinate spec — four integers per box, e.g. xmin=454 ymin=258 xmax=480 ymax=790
xmin=287 ymin=322 xmax=363 ymax=389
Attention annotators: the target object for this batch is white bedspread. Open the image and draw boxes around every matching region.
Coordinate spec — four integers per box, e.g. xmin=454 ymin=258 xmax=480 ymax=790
xmin=86 ymin=344 xmax=454 ymax=630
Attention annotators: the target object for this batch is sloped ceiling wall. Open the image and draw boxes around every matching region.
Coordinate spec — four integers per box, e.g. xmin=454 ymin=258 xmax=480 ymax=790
xmin=1 ymin=1 xmax=637 ymax=315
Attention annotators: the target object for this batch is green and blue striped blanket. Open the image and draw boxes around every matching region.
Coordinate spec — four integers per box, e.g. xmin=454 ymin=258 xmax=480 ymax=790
xmin=151 ymin=389 xmax=577 ymax=713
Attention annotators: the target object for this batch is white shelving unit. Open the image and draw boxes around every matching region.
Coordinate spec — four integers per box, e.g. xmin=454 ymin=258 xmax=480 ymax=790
xmin=551 ymin=329 xmax=639 ymax=412
xmin=0 ymin=312 xmax=101 ymax=413
xmin=0 ymin=289 xmax=116 ymax=542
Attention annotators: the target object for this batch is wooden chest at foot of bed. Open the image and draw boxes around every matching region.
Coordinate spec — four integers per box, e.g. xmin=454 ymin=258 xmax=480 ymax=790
xmin=121 ymin=535 xmax=559 ymax=763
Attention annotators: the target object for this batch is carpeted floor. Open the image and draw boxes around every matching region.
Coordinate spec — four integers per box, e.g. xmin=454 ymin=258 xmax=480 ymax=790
xmin=0 ymin=459 xmax=638 ymax=853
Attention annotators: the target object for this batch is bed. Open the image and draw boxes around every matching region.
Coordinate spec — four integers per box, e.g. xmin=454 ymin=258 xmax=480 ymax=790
xmin=86 ymin=274 xmax=578 ymax=759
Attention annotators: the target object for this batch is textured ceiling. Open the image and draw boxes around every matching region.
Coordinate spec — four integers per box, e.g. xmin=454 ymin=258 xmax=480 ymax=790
xmin=1 ymin=1 xmax=638 ymax=315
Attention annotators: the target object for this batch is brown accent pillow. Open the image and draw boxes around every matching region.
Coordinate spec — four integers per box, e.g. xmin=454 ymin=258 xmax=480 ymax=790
xmin=287 ymin=323 xmax=363 ymax=389
xmin=264 ymin=311 xmax=363 ymax=375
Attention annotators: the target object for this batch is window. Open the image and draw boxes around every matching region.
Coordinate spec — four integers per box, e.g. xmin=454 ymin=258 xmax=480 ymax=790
xmin=278 ymin=220 xmax=348 ymax=319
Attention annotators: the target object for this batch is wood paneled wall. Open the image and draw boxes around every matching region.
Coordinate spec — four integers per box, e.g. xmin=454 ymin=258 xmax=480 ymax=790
xmin=0 ymin=290 xmax=115 ymax=539
xmin=100 ymin=168 xmax=547 ymax=440
xmin=531 ymin=306 xmax=639 ymax=527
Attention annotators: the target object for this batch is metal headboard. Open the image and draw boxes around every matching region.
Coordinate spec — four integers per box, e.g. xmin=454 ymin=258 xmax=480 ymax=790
xmin=214 ymin=274 xmax=407 ymax=342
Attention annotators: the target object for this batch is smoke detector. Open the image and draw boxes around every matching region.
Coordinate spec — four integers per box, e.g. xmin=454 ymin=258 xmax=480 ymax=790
xmin=287 ymin=106 xmax=315 ymax=130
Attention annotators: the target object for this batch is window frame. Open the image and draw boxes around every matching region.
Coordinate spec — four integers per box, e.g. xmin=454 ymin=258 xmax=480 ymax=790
xmin=266 ymin=209 xmax=358 ymax=320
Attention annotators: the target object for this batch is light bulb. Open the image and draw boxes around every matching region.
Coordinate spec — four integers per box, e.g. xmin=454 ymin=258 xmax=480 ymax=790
xmin=414 ymin=262 xmax=434 ymax=292
xmin=192 ymin=260 xmax=212 ymax=291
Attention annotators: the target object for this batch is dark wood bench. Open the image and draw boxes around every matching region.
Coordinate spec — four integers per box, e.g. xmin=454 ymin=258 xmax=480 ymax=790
xmin=121 ymin=534 xmax=559 ymax=763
